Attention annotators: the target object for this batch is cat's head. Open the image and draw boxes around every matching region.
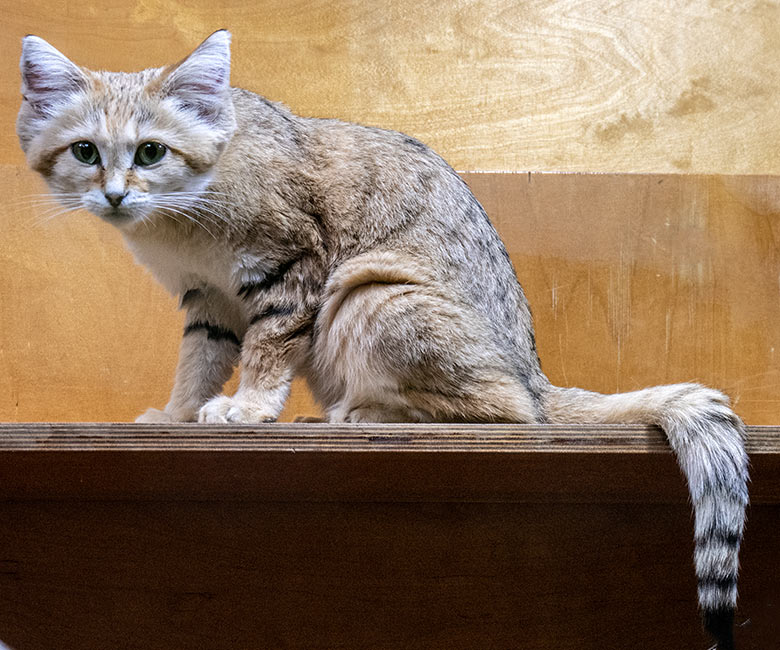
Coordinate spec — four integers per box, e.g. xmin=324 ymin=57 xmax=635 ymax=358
xmin=17 ymin=31 xmax=237 ymax=232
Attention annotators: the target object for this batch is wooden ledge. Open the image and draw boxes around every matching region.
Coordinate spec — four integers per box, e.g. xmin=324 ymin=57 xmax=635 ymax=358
xmin=1 ymin=424 xmax=779 ymax=649
xmin=2 ymin=422 xmax=778 ymax=451
xmin=2 ymin=423 xmax=778 ymax=504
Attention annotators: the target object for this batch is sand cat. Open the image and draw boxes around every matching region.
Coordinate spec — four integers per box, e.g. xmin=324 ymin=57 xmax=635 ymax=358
xmin=17 ymin=31 xmax=748 ymax=649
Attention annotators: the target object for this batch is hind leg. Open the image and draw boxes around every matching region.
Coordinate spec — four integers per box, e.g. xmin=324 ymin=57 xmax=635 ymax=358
xmin=311 ymin=276 xmax=540 ymax=424
xmin=329 ymin=402 xmax=434 ymax=423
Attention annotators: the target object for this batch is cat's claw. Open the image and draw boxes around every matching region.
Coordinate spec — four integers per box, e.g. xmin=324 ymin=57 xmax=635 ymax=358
xmin=198 ymin=396 xmax=276 ymax=424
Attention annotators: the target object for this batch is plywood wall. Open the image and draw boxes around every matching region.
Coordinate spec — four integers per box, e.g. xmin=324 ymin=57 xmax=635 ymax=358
xmin=3 ymin=0 xmax=780 ymax=174
xmin=1 ymin=0 xmax=779 ymax=423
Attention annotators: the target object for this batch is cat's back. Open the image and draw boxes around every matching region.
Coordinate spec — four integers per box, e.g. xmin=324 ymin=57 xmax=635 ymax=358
xmin=225 ymin=87 xmax=538 ymax=367
xmin=309 ymin=107 xmax=542 ymax=376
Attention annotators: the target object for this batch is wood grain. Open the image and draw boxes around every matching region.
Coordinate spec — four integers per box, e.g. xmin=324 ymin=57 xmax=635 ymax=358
xmin=2 ymin=172 xmax=778 ymax=423
xmin=471 ymin=173 xmax=780 ymax=425
xmin=0 ymin=424 xmax=778 ymax=649
xmin=2 ymin=422 xmax=779 ymax=454
xmin=2 ymin=0 xmax=780 ymax=173
xmin=1 ymin=423 xmax=778 ymax=504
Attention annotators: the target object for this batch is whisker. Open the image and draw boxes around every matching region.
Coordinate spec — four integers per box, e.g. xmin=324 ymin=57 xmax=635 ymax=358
xmin=27 ymin=205 xmax=85 ymax=228
xmin=155 ymin=191 xmax=235 ymax=208
xmin=185 ymin=196 xmax=234 ymax=206
xmin=154 ymin=198 xmax=235 ymax=216
xmin=155 ymin=205 xmax=217 ymax=239
xmin=10 ymin=197 xmax=84 ymax=210
xmin=183 ymin=196 xmax=235 ymax=212
xmin=25 ymin=200 xmax=83 ymax=220
xmin=150 ymin=202 xmax=222 ymax=228
xmin=185 ymin=203 xmax=231 ymax=223
xmin=13 ymin=192 xmax=84 ymax=201
xmin=158 ymin=190 xmax=232 ymax=199
xmin=11 ymin=201 xmax=82 ymax=221
xmin=17 ymin=203 xmax=83 ymax=215
xmin=176 ymin=209 xmax=219 ymax=238
xmin=195 ymin=204 xmax=234 ymax=213
xmin=156 ymin=208 xmax=186 ymax=226
xmin=150 ymin=198 xmax=231 ymax=227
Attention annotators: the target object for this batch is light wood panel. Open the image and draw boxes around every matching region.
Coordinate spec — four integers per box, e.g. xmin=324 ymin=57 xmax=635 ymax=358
xmin=471 ymin=172 xmax=780 ymax=425
xmin=2 ymin=0 xmax=780 ymax=173
xmin=2 ymin=1 xmax=779 ymax=423
xmin=2 ymin=171 xmax=779 ymax=423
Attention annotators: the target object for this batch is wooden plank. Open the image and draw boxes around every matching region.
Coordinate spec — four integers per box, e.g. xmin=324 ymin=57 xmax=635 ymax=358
xmin=2 ymin=0 xmax=780 ymax=173
xmin=2 ymin=499 xmax=765 ymax=650
xmin=0 ymin=423 xmax=778 ymax=649
xmin=1 ymin=424 xmax=778 ymax=504
xmin=3 ymin=422 xmax=779 ymax=453
xmin=2 ymin=172 xmax=778 ymax=423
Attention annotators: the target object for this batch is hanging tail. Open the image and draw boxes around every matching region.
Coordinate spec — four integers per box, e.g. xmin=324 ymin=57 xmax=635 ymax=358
xmin=542 ymin=382 xmax=749 ymax=650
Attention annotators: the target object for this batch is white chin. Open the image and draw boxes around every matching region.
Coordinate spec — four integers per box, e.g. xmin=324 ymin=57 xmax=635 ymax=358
xmin=93 ymin=206 xmax=141 ymax=227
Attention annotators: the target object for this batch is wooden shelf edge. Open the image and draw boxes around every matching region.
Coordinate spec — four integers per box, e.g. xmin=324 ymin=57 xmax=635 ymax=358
xmin=0 ymin=422 xmax=777 ymax=453
xmin=0 ymin=424 xmax=777 ymax=505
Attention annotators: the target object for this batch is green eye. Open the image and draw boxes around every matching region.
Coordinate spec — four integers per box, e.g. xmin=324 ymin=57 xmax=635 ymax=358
xmin=135 ymin=141 xmax=166 ymax=166
xmin=71 ymin=141 xmax=100 ymax=165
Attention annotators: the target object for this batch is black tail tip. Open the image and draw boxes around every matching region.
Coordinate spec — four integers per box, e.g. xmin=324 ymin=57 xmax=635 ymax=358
xmin=703 ymin=607 xmax=735 ymax=650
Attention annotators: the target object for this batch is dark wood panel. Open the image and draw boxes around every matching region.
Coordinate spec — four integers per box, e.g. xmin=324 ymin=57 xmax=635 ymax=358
xmin=0 ymin=500 xmax=777 ymax=650
xmin=0 ymin=424 xmax=778 ymax=504
xmin=1 ymin=425 xmax=778 ymax=649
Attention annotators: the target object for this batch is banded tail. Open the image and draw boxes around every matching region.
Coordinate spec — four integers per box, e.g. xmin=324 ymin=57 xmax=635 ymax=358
xmin=542 ymin=382 xmax=749 ymax=650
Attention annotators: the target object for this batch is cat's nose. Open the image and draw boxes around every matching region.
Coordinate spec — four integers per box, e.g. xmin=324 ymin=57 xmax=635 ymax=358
xmin=105 ymin=191 xmax=127 ymax=208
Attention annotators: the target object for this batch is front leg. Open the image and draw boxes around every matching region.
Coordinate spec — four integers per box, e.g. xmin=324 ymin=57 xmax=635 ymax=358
xmin=198 ymin=255 xmax=320 ymax=424
xmin=136 ymin=287 xmax=244 ymax=423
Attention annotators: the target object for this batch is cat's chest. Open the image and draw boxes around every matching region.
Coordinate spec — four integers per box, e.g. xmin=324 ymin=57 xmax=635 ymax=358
xmin=123 ymin=234 xmax=237 ymax=298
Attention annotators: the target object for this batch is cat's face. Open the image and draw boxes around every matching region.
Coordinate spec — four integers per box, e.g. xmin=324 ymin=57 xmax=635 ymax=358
xmin=17 ymin=31 xmax=236 ymax=232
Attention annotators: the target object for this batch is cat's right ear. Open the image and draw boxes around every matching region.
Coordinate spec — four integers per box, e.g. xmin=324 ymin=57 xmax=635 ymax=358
xmin=19 ymin=36 xmax=87 ymax=117
xmin=160 ymin=30 xmax=232 ymax=123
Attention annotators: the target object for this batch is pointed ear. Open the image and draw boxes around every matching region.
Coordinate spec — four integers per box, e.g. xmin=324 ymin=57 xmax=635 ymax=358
xmin=161 ymin=30 xmax=232 ymax=122
xmin=20 ymin=36 xmax=88 ymax=116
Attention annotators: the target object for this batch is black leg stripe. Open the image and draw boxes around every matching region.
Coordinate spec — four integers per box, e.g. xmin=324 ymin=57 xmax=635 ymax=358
xmin=249 ymin=305 xmax=296 ymax=326
xmin=284 ymin=320 xmax=313 ymax=342
xmin=238 ymin=256 xmax=302 ymax=300
xmin=179 ymin=288 xmax=202 ymax=308
xmin=184 ymin=321 xmax=241 ymax=346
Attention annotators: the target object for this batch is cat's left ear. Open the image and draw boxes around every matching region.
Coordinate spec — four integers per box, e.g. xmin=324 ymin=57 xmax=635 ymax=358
xmin=161 ymin=30 xmax=232 ymax=122
xmin=20 ymin=36 xmax=88 ymax=116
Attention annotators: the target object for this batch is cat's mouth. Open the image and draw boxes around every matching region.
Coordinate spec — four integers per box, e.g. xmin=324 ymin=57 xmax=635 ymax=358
xmin=90 ymin=204 xmax=144 ymax=229
xmin=99 ymin=205 xmax=133 ymax=221
xmin=79 ymin=195 xmax=146 ymax=228
xmin=78 ymin=190 xmax=149 ymax=227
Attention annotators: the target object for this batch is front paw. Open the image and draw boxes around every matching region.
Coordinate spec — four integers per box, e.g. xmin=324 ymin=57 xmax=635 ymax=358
xmin=135 ymin=407 xmax=177 ymax=424
xmin=198 ymin=396 xmax=277 ymax=424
